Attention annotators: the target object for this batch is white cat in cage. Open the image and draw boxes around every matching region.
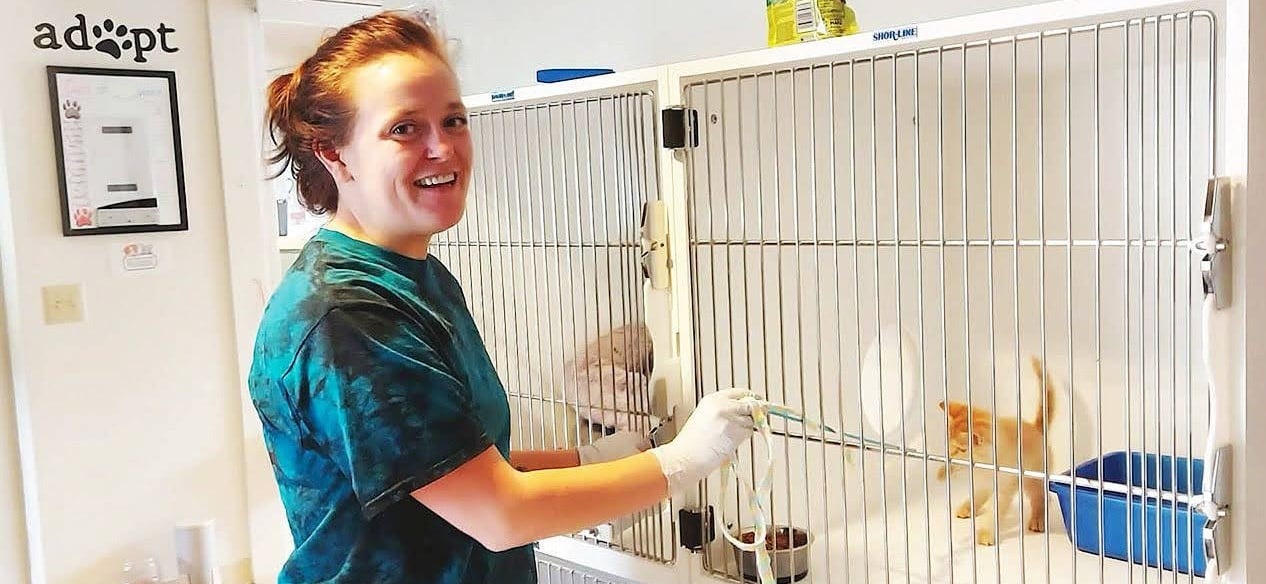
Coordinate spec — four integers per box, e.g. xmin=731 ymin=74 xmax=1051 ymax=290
xmin=564 ymin=322 xmax=656 ymax=435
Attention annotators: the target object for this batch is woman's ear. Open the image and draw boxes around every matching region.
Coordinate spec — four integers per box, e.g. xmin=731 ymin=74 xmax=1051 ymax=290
xmin=314 ymin=142 xmax=353 ymax=183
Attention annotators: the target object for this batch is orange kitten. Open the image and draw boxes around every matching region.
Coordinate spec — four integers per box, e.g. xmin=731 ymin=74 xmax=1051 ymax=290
xmin=936 ymin=356 xmax=1057 ymax=546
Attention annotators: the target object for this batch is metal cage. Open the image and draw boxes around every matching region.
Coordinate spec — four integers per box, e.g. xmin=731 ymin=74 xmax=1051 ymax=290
xmin=431 ymin=1 xmax=1237 ymax=582
xmin=432 ymin=88 xmax=676 ymax=563
xmin=536 ymin=553 xmax=640 ymax=584
xmin=681 ymin=7 xmax=1217 ymax=584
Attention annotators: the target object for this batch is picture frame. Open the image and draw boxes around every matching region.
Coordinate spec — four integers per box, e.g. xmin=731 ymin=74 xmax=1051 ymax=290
xmin=46 ymin=66 xmax=188 ymax=236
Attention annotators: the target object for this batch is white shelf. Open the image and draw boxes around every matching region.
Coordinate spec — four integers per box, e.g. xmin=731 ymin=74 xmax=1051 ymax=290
xmin=703 ymin=510 xmax=1206 ymax=583
xmin=691 ymin=449 xmax=1208 ymax=583
xmin=278 ymin=233 xmax=314 ymax=252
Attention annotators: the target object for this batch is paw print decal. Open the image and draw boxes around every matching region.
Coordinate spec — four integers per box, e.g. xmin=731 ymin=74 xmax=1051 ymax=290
xmin=91 ymin=19 xmax=132 ymax=59
xmin=61 ymin=100 xmax=80 ymax=120
xmin=73 ymin=207 xmax=93 ymax=227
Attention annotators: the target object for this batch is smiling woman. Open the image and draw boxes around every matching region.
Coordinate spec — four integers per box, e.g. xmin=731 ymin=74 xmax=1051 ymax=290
xmin=262 ymin=14 xmax=465 ymax=258
xmin=313 ymin=51 xmax=471 ymax=258
xmin=250 ymin=10 xmax=758 ymax=584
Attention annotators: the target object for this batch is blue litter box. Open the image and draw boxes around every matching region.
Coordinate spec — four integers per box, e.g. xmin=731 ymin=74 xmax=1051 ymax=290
xmin=1048 ymin=451 xmax=1208 ymax=576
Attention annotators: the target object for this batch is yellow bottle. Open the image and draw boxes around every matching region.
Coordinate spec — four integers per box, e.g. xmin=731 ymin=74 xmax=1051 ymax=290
xmin=767 ymin=0 xmax=860 ymax=47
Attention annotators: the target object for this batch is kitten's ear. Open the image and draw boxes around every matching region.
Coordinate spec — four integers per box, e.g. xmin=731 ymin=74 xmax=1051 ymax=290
xmin=937 ymin=401 xmax=946 ymax=411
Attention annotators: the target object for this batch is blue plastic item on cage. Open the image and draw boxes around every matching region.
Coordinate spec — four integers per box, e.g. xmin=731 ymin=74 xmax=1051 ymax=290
xmin=536 ymin=68 xmax=615 ymax=83
xmin=1048 ymin=451 xmax=1207 ymax=576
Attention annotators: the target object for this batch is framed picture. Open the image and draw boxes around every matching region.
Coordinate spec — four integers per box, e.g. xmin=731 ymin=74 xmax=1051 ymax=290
xmin=46 ymin=66 xmax=188 ymax=236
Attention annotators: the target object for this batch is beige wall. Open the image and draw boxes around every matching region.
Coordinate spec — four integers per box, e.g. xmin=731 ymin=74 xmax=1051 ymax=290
xmin=0 ymin=0 xmax=252 ymax=582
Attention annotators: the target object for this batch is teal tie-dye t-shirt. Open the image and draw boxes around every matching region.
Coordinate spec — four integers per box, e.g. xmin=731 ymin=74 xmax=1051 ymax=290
xmin=248 ymin=228 xmax=536 ymax=584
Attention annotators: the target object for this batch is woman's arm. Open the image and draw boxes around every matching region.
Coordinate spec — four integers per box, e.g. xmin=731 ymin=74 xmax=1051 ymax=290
xmin=508 ymin=431 xmax=650 ymax=471
xmin=508 ymin=449 xmax=579 ymax=471
xmin=413 ymin=445 xmax=666 ymax=551
xmin=413 ymin=389 xmax=754 ymax=552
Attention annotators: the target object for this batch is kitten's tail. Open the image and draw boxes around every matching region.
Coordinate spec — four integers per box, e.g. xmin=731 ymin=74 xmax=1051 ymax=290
xmin=1029 ymin=356 xmax=1057 ymax=433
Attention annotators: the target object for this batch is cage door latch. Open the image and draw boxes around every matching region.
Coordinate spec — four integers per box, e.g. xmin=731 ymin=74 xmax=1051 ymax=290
xmin=1194 ymin=177 xmax=1232 ymax=309
xmin=641 ymin=200 xmax=670 ymax=289
xmin=678 ymin=506 xmax=716 ymax=552
xmin=1197 ymin=444 xmax=1231 ymax=575
xmin=661 ymin=106 xmax=698 ymax=149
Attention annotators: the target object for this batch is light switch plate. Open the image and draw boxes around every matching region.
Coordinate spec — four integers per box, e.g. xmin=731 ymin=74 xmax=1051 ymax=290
xmin=41 ymin=284 xmax=83 ymax=324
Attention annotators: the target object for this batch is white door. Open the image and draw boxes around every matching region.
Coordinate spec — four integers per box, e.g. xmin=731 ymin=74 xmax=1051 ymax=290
xmin=206 ymin=2 xmax=378 ymax=582
xmin=0 ymin=256 xmax=30 ymax=584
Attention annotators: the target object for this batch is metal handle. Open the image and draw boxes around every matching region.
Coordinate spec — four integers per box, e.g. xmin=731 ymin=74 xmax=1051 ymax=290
xmin=1195 ymin=444 xmax=1231 ymax=575
xmin=1197 ymin=177 xmax=1232 ymax=309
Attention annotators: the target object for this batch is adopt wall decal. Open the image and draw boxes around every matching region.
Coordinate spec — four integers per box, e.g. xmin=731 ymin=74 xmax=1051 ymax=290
xmin=33 ymin=14 xmax=177 ymax=63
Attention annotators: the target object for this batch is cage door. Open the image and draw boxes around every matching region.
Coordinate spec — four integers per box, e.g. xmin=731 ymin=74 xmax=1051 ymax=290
xmin=673 ymin=2 xmax=1221 ymax=583
xmin=446 ymin=74 xmax=686 ymax=579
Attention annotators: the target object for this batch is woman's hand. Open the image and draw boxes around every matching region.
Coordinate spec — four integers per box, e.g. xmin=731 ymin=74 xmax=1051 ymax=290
xmin=649 ymin=388 xmax=757 ymax=493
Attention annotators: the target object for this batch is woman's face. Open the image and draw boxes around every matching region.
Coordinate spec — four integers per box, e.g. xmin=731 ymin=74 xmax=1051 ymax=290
xmin=328 ymin=51 xmax=472 ymax=250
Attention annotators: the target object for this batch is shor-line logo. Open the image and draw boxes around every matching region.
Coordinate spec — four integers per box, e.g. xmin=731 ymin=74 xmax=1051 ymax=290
xmin=873 ymin=26 xmax=919 ymax=43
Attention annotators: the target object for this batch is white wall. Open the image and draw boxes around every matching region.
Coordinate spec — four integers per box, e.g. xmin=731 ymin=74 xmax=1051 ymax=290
xmin=262 ymin=1 xmax=1057 ymax=96
xmin=0 ymin=1 xmax=251 ymax=583
xmin=440 ymin=0 xmax=1054 ymax=95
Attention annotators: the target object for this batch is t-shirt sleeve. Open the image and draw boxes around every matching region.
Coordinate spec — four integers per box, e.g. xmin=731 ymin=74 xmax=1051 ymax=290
xmin=287 ymin=304 xmax=493 ymax=518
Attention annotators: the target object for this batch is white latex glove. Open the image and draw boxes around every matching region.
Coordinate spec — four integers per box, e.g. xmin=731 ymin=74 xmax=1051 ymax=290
xmin=649 ymin=388 xmax=757 ymax=494
xmin=577 ymin=431 xmax=652 ymax=465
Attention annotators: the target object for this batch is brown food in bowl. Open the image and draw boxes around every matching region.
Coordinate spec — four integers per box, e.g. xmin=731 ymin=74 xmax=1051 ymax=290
xmin=738 ymin=527 xmax=808 ymax=550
